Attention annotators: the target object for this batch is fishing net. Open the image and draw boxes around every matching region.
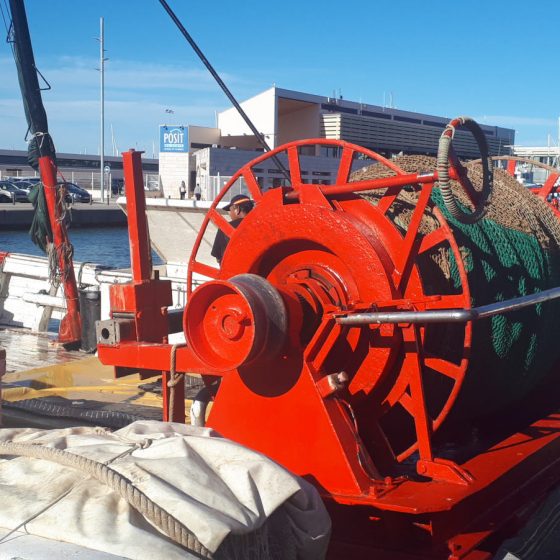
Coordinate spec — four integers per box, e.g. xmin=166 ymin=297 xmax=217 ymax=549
xmin=28 ymin=182 xmax=52 ymax=253
xmin=351 ymin=155 xmax=560 ymax=420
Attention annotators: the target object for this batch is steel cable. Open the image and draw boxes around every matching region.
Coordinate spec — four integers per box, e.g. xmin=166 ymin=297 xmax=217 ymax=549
xmin=0 ymin=441 xmax=213 ymax=558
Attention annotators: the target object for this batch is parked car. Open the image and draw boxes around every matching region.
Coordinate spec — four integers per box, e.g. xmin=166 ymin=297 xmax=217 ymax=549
xmin=63 ymin=182 xmax=92 ymax=203
xmin=12 ymin=180 xmax=35 ymax=195
xmin=0 ymin=190 xmax=11 ymax=203
xmin=0 ymin=181 xmax=29 ymax=202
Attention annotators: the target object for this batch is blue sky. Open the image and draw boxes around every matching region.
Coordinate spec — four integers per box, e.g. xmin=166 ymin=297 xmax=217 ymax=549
xmin=1 ymin=0 xmax=559 ymax=155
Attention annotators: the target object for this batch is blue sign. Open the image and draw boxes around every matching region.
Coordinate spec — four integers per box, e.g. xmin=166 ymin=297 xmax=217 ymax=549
xmin=159 ymin=125 xmax=188 ymax=153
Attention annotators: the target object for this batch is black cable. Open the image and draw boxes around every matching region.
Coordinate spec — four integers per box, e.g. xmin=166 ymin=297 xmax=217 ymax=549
xmin=0 ymin=0 xmax=10 ymax=34
xmin=158 ymin=0 xmax=292 ymax=185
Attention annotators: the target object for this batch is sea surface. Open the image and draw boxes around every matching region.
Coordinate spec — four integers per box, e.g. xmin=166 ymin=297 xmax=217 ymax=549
xmin=1 ymin=226 xmax=162 ymax=269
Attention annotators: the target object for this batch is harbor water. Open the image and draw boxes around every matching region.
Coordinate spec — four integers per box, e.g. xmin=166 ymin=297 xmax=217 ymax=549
xmin=1 ymin=227 xmax=162 ymax=269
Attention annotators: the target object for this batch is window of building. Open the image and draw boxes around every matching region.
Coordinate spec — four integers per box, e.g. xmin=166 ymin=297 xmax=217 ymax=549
xmin=321 ymin=103 xmax=358 ymax=115
xmin=320 ymin=146 xmax=340 ymax=158
xmin=298 ymin=146 xmax=316 ymax=156
xmin=394 ymin=115 xmax=421 ymax=124
xmin=423 ymin=120 xmax=446 ymax=128
xmin=362 ymin=110 xmax=392 ymax=120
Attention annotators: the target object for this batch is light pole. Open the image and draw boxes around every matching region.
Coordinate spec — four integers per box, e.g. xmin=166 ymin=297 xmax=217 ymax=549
xmin=96 ymin=17 xmax=109 ymax=203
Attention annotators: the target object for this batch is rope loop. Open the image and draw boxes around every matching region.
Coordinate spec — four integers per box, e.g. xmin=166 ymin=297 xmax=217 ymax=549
xmin=437 ymin=116 xmax=493 ymax=224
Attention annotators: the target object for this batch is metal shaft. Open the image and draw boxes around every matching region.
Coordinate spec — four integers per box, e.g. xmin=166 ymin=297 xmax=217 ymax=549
xmin=336 ymin=286 xmax=560 ymax=325
xmin=100 ymin=17 xmax=105 ymax=203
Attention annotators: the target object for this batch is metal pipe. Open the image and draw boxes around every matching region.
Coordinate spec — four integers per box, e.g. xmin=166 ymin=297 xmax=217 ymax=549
xmin=99 ymin=17 xmax=105 ymax=204
xmin=336 ymin=286 xmax=560 ymax=325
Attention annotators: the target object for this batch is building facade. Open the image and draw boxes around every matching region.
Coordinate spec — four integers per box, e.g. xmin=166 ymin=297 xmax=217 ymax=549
xmin=161 ymin=87 xmax=515 ymax=199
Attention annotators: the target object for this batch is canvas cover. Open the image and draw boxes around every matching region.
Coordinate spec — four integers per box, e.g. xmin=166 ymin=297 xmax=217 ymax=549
xmin=0 ymin=421 xmax=331 ymax=559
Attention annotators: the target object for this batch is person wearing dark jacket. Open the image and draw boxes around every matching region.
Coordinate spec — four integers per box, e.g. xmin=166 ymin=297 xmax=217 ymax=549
xmin=211 ymin=194 xmax=254 ymax=264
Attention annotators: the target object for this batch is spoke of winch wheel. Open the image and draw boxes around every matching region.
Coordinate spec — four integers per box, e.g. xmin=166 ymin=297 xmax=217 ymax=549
xmin=190 ymin=260 xmax=220 ymax=279
xmin=242 ymin=169 xmax=263 ymax=201
xmin=208 ymin=208 xmax=235 ymax=237
xmin=404 ymin=325 xmax=433 ymax=461
xmin=336 ymin=147 xmax=355 ymax=184
xmin=395 ymin=184 xmax=434 ymax=293
xmin=287 ymin=147 xmax=302 ymax=187
xmin=398 ymin=391 xmax=415 ymax=416
xmin=423 ymin=356 xmax=463 ymax=380
xmin=377 ymin=185 xmax=404 ymax=215
xmin=418 ymin=226 xmax=448 ymax=254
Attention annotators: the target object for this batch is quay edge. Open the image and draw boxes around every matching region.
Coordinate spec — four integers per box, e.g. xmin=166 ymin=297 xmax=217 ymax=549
xmin=0 ymin=204 xmax=127 ymax=230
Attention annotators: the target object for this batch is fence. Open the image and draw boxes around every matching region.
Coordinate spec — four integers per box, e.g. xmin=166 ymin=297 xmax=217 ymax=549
xmin=199 ymin=174 xmax=250 ymax=202
xmin=0 ymin=170 xmax=160 ymax=201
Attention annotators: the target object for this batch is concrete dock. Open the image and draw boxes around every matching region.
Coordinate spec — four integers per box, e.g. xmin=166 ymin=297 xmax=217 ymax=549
xmin=0 ymin=201 xmax=127 ymax=229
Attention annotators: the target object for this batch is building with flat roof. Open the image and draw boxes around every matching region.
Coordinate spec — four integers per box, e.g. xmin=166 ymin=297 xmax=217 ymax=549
xmin=159 ymin=87 xmax=514 ymax=199
xmin=217 ymin=87 xmax=515 ymax=158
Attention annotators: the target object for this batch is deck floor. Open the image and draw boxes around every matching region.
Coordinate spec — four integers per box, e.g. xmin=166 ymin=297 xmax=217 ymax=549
xmin=0 ymin=328 xmax=85 ymax=374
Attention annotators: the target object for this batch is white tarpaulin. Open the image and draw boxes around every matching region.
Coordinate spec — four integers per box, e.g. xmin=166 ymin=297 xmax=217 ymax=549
xmin=0 ymin=421 xmax=331 ymax=559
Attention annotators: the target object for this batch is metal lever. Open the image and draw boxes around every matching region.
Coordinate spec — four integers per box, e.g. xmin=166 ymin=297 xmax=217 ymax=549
xmin=336 ymin=286 xmax=560 ymax=325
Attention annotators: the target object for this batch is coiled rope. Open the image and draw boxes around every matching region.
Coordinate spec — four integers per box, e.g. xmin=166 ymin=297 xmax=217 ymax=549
xmin=0 ymin=441 xmax=213 ymax=558
xmin=47 ymin=241 xmax=74 ymax=286
xmin=437 ymin=116 xmax=493 ymax=224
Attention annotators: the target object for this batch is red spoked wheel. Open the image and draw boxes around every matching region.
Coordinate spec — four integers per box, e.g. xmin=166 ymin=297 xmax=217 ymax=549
xmin=185 ymin=139 xmax=472 ymax=487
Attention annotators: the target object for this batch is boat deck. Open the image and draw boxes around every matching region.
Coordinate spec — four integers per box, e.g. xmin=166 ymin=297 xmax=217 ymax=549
xmin=0 ymin=327 xmax=84 ymax=374
xmin=0 ymin=327 xmax=203 ymax=429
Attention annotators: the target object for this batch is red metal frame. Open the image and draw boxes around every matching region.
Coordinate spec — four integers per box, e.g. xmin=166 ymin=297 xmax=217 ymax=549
xmin=483 ymin=155 xmax=560 ymax=217
xmin=98 ymin=140 xmax=560 ymax=559
xmin=38 ymin=156 xmax=81 ymax=345
xmin=112 ymin=149 xmax=184 ymax=421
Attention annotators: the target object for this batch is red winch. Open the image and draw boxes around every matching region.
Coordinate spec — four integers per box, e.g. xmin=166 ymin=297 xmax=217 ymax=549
xmin=97 ymin=118 xmax=560 ymax=559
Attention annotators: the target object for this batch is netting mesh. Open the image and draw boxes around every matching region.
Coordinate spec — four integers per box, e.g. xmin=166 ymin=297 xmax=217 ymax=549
xmin=351 ymin=155 xmax=560 ymax=420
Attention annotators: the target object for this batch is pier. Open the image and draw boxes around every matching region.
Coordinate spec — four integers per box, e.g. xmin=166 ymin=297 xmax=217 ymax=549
xmin=0 ymin=201 xmax=127 ymax=230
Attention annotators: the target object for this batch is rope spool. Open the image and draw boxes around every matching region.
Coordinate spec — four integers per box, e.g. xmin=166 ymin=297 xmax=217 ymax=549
xmin=351 ymin=155 xmax=560 ymax=421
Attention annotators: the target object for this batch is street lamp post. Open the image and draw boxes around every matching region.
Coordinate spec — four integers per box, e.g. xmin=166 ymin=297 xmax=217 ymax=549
xmin=97 ymin=17 xmax=108 ymax=203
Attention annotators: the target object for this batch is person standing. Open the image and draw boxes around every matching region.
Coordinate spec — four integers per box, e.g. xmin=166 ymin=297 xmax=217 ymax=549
xmin=194 ymin=183 xmax=202 ymax=201
xmin=211 ymin=194 xmax=254 ymax=265
xmin=179 ymin=181 xmax=186 ymax=200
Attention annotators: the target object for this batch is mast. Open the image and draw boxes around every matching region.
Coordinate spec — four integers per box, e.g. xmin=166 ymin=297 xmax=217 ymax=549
xmin=8 ymin=0 xmax=82 ymax=346
xmin=99 ymin=17 xmax=106 ymax=203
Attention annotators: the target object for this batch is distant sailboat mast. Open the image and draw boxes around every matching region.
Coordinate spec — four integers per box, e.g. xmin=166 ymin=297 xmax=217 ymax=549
xmin=110 ymin=123 xmax=119 ymax=156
